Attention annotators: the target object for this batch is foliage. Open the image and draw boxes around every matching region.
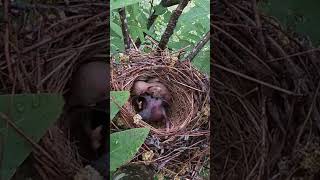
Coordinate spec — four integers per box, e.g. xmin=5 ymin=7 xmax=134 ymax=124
xmin=260 ymin=0 xmax=320 ymax=45
xmin=110 ymin=128 xmax=150 ymax=172
xmin=0 ymin=94 xmax=63 ymax=180
xmin=110 ymin=0 xmax=210 ymax=74
xmin=109 ymin=91 xmax=150 ymax=173
xmin=110 ymin=91 xmax=130 ymax=121
xmin=110 ymin=0 xmax=144 ymax=10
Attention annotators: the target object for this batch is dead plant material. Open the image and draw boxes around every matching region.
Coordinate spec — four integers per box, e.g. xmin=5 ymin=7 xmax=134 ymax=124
xmin=213 ymin=0 xmax=320 ymax=179
xmin=34 ymin=125 xmax=82 ymax=179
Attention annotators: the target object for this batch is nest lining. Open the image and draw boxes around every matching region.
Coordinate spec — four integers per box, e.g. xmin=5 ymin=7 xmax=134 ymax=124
xmin=111 ymin=50 xmax=209 ymax=136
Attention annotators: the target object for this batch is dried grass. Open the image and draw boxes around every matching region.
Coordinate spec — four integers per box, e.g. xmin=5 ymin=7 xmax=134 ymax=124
xmin=213 ymin=0 xmax=320 ymax=179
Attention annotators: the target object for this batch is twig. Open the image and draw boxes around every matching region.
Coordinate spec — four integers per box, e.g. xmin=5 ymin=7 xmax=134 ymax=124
xmin=39 ymin=51 xmax=77 ymax=86
xmin=184 ymin=31 xmax=210 ymax=62
xmin=135 ymin=0 xmax=191 ymax=47
xmin=258 ymin=95 xmax=267 ymax=178
xmin=3 ymin=0 xmax=13 ymax=81
xmin=118 ymin=7 xmax=131 ymax=50
xmin=213 ymin=64 xmax=301 ymax=96
xmin=252 ymin=0 xmax=266 ymax=58
xmin=22 ymin=12 xmax=105 ymax=54
xmin=268 ymin=48 xmax=320 ymax=62
xmin=158 ymin=0 xmax=189 ymax=50
xmin=294 ymin=79 xmax=320 ymax=147
xmin=212 ymin=24 xmax=275 ymax=75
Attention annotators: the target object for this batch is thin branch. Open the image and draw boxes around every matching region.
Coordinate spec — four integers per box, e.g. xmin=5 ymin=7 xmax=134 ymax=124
xmin=158 ymin=0 xmax=189 ymax=51
xmin=3 ymin=0 xmax=13 ymax=81
xmin=294 ymin=79 xmax=320 ymax=148
xmin=161 ymin=0 xmax=185 ymax=7
xmin=252 ymin=0 xmax=266 ymax=58
xmin=213 ymin=64 xmax=301 ymax=96
xmin=22 ymin=12 xmax=105 ymax=54
xmin=184 ymin=31 xmax=210 ymax=62
xmin=118 ymin=7 xmax=131 ymax=50
xmin=135 ymin=0 xmax=191 ymax=47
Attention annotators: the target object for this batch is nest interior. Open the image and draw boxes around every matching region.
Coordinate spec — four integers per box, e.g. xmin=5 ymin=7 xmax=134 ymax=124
xmin=112 ymin=51 xmax=209 ymax=136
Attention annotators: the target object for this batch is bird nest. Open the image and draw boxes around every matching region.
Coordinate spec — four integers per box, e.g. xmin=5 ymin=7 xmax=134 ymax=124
xmin=213 ymin=0 xmax=320 ymax=179
xmin=31 ymin=125 xmax=83 ymax=179
xmin=111 ymin=50 xmax=210 ymax=177
xmin=111 ymin=50 xmax=209 ymax=136
xmin=0 ymin=1 xmax=107 ymax=179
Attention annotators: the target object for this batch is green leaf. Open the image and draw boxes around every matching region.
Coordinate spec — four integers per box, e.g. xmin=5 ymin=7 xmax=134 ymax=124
xmin=154 ymin=4 xmax=167 ymax=16
xmin=111 ymin=0 xmax=143 ymax=10
xmin=194 ymin=0 xmax=210 ymax=11
xmin=111 ymin=36 xmax=125 ymax=53
xmin=128 ymin=25 xmax=146 ymax=42
xmin=191 ymin=46 xmax=210 ymax=75
xmin=168 ymin=39 xmax=192 ymax=50
xmin=177 ymin=0 xmax=210 ymax=34
xmin=110 ymin=91 xmax=130 ymax=121
xmin=110 ymin=128 xmax=150 ymax=172
xmin=111 ymin=21 xmax=123 ymax=38
xmin=0 ymin=93 xmax=63 ymax=180
xmin=179 ymin=6 xmax=209 ymax=28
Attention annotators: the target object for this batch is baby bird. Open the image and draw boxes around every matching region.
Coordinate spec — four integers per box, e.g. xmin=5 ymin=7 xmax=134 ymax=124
xmin=132 ymin=77 xmax=171 ymax=103
xmin=135 ymin=95 xmax=171 ymax=131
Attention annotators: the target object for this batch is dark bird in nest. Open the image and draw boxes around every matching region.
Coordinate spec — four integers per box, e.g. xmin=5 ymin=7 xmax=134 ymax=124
xmin=63 ymin=60 xmax=108 ymax=177
xmin=66 ymin=60 xmax=109 ymax=108
xmin=133 ymin=95 xmax=171 ymax=131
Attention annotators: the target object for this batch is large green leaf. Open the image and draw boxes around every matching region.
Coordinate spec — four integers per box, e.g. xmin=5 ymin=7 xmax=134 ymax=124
xmin=110 ymin=128 xmax=150 ymax=172
xmin=110 ymin=91 xmax=130 ymax=121
xmin=111 ymin=0 xmax=143 ymax=10
xmin=0 ymin=93 xmax=63 ymax=180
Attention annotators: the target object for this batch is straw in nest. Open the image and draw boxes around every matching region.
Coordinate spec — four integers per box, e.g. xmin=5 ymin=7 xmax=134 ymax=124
xmin=213 ymin=0 xmax=320 ymax=179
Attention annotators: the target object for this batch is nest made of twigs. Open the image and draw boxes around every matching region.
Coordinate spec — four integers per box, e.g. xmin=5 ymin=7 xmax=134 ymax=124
xmin=1 ymin=1 xmax=108 ymax=179
xmin=111 ymin=50 xmax=210 ymax=178
xmin=213 ymin=0 xmax=320 ymax=179
xmin=111 ymin=50 xmax=209 ymax=137
xmin=32 ymin=125 xmax=83 ymax=179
